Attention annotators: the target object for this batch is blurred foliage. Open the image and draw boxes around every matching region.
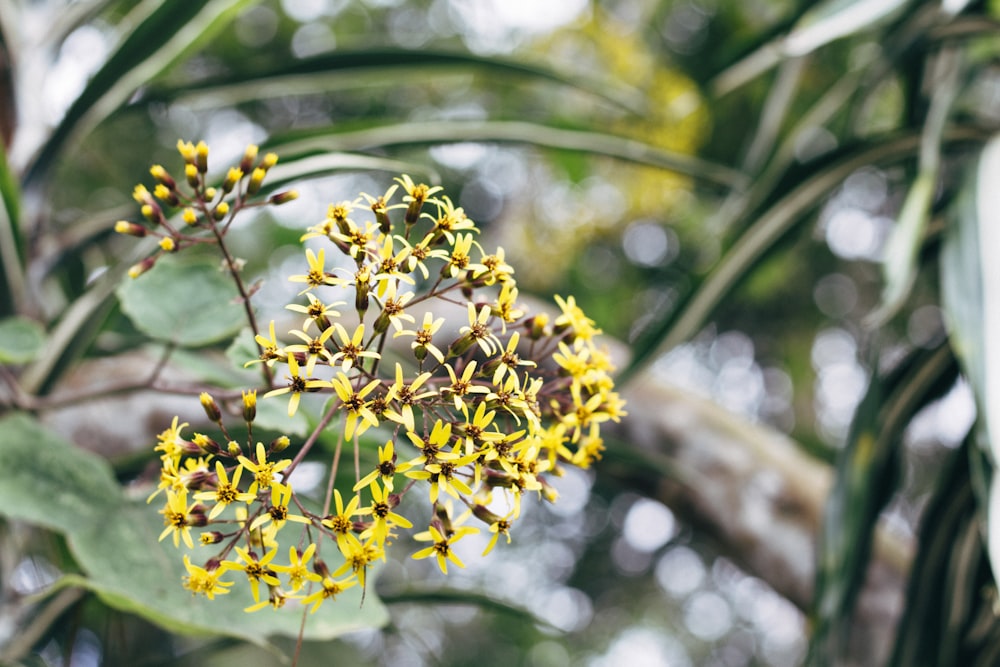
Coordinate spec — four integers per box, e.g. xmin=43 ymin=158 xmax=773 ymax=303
xmin=4 ymin=0 xmax=1000 ymax=665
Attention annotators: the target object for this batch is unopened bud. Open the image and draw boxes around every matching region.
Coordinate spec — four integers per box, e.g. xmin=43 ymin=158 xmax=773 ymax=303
xmin=448 ymin=333 xmax=475 ymax=358
xmin=150 ymin=164 xmax=176 ymax=189
xmin=177 ymin=140 xmax=196 ymax=164
xmin=200 ymin=531 xmax=224 ymax=545
xmin=248 ymin=167 xmax=266 ymax=195
xmin=240 ymin=144 xmax=259 ymax=173
xmin=192 ymin=433 xmax=220 ymax=454
xmin=133 ymin=184 xmax=152 ymax=205
xmin=196 ymin=141 xmax=209 ymax=173
xmin=158 ymin=237 xmax=177 ymax=252
xmin=222 ymin=167 xmax=243 ymax=193
xmin=269 ymin=190 xmax=298 ymax=205
xmin=127 ymin=256 xmax=156 ymax=279
xmin=227 ymin=440 xmax=243 ymax=458
xmin=199 ymin=392 xmax=222 ymax=422
xmin=260 ymin=152 xmax=278 ymax=170
xmin=183 ymin=208 xmax=198 ymax=225
xmin=313 ymin=558 xmax=331 ymax=579
xmin=271 ymin=435 xmax=290 ymax=453
xmin=212 ymin=202 xmax=229 ymax=221
xmin=242 ymin=390 xmax=257 ymax=423
xmin=154 ymin=184 xmax=178 ymax=206
xmin=185 ymin=163 xmax=199 ymax=188
xmin=114 ymin=220 xmax=146 ymax=237
xmin=529 ymin=313 xmax=549 ymax=340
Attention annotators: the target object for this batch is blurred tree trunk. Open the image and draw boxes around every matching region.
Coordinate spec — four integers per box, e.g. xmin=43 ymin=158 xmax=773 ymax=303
xmin=612 ymin=370 xmax=911 ymax=666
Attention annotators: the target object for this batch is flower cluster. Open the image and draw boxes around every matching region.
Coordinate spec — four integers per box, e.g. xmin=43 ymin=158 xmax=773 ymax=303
xmin=139 ymin=143 xmax=624 ymax=613
xmin=114 ymin=139 xmax=297 ymax=279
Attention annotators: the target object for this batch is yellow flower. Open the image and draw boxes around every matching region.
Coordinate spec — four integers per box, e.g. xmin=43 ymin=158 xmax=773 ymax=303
xmin=330 ymin=372 xmax=382 ymax=440
xmin=321 ymin=489 xmax=362 ymax=551
xmin=237 ymin=442 xmax=292 ymax=496
xmin=158 ymin=489 xmax=196 ymax=549
xmin=383 ymin=363 xmax=435 ymax=432
xmin=300 ymin=575 xmax=357 ymax=614
xmin=249 ymin=483 xmax=311 ymax=533
xmin=194 ymin=461 xmax=255 ymax=519
xmin=183 ymin=555 xmax=234 ymax=599
xmin=394 ymin=312 xmax=446 ymax=364
xmin=221 ymin=545 xmax=281 ymax=603
xmin=411 ymin=525 xmax=478 ymax=574
xmin=332 ymin=534 xmax=383 ymax=587
xmin=245 ymin=319 xmax=285 ymax=368
xmin=288 ymin=247 xmax=340 ymax=294
xmin=354 ymin=439 xmax=412 ymax=493
xmin=329 ymin=323 xmax=380 ymax=372
xmin=272 ymin=543 xmax=322 ymax=592
xmin=441 ymin=361 xmax=490 ymax=413
xmin=263 ymin=352 xmax=326 ymax=417
xmin=358 ymin=481 xmax=413 ymax=545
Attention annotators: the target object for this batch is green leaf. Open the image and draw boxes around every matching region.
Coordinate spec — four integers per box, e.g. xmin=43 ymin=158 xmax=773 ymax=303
xmin=0 ymin=316 xmax=46 ymax=364
xmin=0 ymin=143 xmax=24 ymax=316
xmin=24 ymin=0 xmax=255 ymax=186
xmin=116 ymin=255 xmax=245 ymax=347
xmin=940 ymin=132 xmax=1000 ymax=583
xmin=0 ymin=413 xmax=389 ymax=644
xmin=623 ymin=127 xmax=987 ymax=383
xmin=809 ymin=343 xmax=958 ymax=664
xmin=269 ymin=121 xmax=747 ymax=191
xmin=143 ymin=48 xmax=646 ymax=115
xmin=0 ymin=413 xmax=117 ymax=533
xmin=713 ymin=0 xmax=911 ymax=95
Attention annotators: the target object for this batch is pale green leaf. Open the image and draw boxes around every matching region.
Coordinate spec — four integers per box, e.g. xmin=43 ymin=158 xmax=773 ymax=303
xmin=0 ymin=316 xmax=46 ymax=364
xmin=116 ymin=255 xmax=245 ymax=347
xmin=0 ymin=413 xmax=389 ymax=644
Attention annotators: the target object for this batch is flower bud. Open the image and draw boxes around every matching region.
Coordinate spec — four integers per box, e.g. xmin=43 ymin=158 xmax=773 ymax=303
xmin=158 ymin=237 xmax=177 ymax=252
xmin=200 ymin=531 xmax=224 ymax=545
xmin=260 ymin=152 xmax=278 ymax=170
xmin=199 ymin=392 xmax=222 ymax=422
xmin=529 ymin=313 xmax=549 ymax=340
xmin=212 ymin=202 xmax=229 ymax=221
xmin=448 ymin=333 xmax=475 ymax=358
xmin=177 ymin=140 xmax=196 ymax=164
xmin=242 ymin=389 xmax=257 ymax=423
xmin=196 ymin=141 xmax=209 ymax=173
xmin=185 ymin=163 xmax=199 ymax=188
xmin=227 ymin=440 xmax=243 ymax=458
xmin=127 ymin=256 xmax=157 ymax=279
xmin=114 ymin=220 xmax=147 ymax=237
xmin=270 ymin=435 xmax=290 ymax=453
xmin=183 ymin=208 xmax=198 ymax=226
xmin=133 ymin=184 xmax=153 ymax=205
xmin=248 ymin=167 xmax=266 ymax=195
xmin=192 ymin=433 xmax=220 ymax=454
xmin=153 ymin=183 xmax=178 ymax=206
xmin=189 ymin=506 xmax=209 ymax=526
xmin=269 ymin=190 xmax=299 ymax=205
xmin=222 ymin=167 xmax=243 ymax=194
xmin=150 ymin=164 xmax=176 ymax=188
xmin=240 ymin=144 xmax=259 ymax=173
xmin=313 ymin=558 xmax=331 ymax=579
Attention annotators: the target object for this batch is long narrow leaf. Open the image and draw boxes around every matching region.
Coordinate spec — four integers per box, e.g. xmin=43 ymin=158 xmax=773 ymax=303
xmin=624 ymin=126 xmax=986 ymax=381
xmin=808 ymin=342 xmax=958 ymax=664
xmin=268 ymin=121 xmax=748 ymax=191
xmin=941 ymin=131 xmax=1000 ymax=584
xmin=713 ymin=0 xmax=912 ymax=95
xmin=0 ymin=143 xmax=23 ymax=316
xmin=143 ymin=48 xmax=646 ymax=116
xmin=23 ymin=0 xmax=255 ymax=187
